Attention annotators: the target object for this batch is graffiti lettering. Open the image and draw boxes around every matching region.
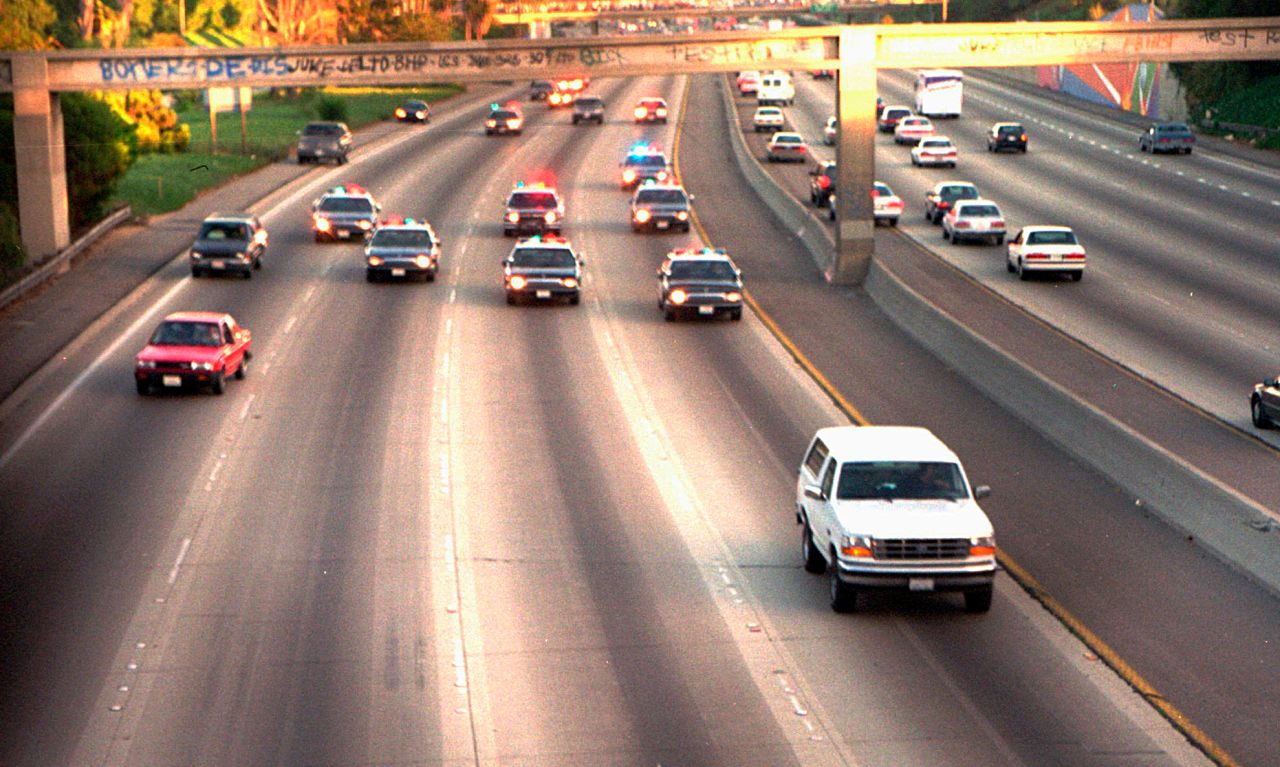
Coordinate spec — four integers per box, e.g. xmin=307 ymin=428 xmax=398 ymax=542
xmin=579 ymin=47 xmax=626 ymax=67
xmin=97 ymin=55 xmax=287 ymax=83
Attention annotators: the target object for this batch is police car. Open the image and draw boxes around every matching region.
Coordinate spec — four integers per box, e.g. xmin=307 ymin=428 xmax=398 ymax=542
xmin=657 ymin=247 xmax=744 ymax=321
xmin=630 ymin=182 xmax=692 ymax=233
xmin=619 ymin=145 xmax=673 ymax=189
xmin=312 ymin=184 xmax=380 ymax=242
xmin=503 ymin=235 xmax=583 ymax=305
xmin=365 ymin=217 xmax=441 ymax=282
xmin=503 ymin=182 xmax=564 ymax=237
xmin=485 ymin=102 xmax=525 ymax=135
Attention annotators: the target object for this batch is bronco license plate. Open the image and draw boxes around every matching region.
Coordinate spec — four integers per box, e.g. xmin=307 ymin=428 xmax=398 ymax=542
xmin=908 ymin=577 xmax=935 ymax=592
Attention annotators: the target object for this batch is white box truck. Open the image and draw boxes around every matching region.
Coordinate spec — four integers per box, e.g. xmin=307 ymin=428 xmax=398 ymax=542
xmin=915 ymin=70 xmax=964 ymax=118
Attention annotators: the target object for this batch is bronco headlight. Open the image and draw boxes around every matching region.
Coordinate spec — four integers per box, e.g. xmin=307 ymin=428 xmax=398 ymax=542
xmin=839 ymin=535 xmax=873 ymax=558
xmin=969 ymin=536 xmax=996 ymax=557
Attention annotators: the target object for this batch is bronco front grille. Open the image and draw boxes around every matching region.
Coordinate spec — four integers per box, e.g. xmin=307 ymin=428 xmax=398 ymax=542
xmin=873 ymin=539 xmax=970 ymax=560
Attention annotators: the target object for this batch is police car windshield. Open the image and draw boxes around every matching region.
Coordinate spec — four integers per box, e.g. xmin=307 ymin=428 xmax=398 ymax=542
xmin=372 ymin=229 xmax=432 ymax=247
xmin=1027 ymin=230 xmax=1078 ymax=245
xmin=509 ymin=192 xmax=557 ymax=208
xmin=837 ymin=461 xmax=967 ymax=501
xmin=511 ymin=248 xmax=575 ymax=268
xmin=197 ymin=222 xmax=249 ymax=241
xmin=319 ymin=197 xmax=374 ymax=213
xmin=636 ymin=189 xmax=686 ymax=204
xmin=626 ymin=155 xmax=667 ymax=168
xmin=150 ymin=321 xmax=222 ymax=347
xmin=669 ymin=260 xmax=736 ymax=281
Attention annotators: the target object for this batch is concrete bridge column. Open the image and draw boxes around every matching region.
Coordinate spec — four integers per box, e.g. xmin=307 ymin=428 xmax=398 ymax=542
xmin=831 ymin=27 xmax=876 ymax=285
xmin=12 ymin=55 xmax=70 ymax=260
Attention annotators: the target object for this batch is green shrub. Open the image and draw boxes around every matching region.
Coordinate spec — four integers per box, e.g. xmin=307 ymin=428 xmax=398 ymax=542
xmin=62 ymin=92 xmax=135 ymax=229
xmin=0 ymin=204 xmax=24 ymax=286
xmin=315 ymin=94 xmax=349 ymax=123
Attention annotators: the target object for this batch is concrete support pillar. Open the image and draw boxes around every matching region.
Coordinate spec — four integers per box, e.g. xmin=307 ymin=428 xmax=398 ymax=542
xmin=12 ymin=55 xmax=70 ymax=260
xmin=832 ymin=27 xmax=877 ymax=285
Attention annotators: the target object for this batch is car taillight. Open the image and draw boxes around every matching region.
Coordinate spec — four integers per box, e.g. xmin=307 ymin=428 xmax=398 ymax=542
xmin=509 ymin=275 xmax=527 ymax=289
xmin=1064 ymin=252 xmax=1087 ymax=260
xmin=1020 ymin=134 xmax=1028 ymax=141
xmin=955 ymin=220 xmax=971 ymax=228
xmin=887 ymin=201 xmax=903 ymax=210
xmin=1025 ymin=252 xmax=1050 ymax=260
xmin=938 ymin=201 xmax=951 ymax=210
xmin=634 ymin=209 xmax=652 ymax=223
xmin=506 ymin=212 xmax=520 ymax=223
xmin=992 ymin=220 xmax=1004 ymax=228
xmin=818 ymin=176 xmax=831 ymax=189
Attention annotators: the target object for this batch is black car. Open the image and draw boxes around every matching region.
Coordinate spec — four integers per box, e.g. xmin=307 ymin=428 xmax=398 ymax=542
xmin=365 ymin=219 xmax=441 ymax=282
xmin=924 ymin=181 xmax=980 ymax=224
xmin=658 ymin=248 xmax=744 ymax=321
xmin=1251 ymin=376 xmax=1280 ymax=428
xmin=987 ymin=122 xmax=1027 ymax=153
xmin=395 ymin=100 xmax=430 ymax=123
xmin=620 ymin=150 xmax=673 ymax=189
xmin=189 ymin=212 xmax=266 ymax=278
xmin=296 ymin=121 xmax=352 ymax=164
xmin=1140 ymin=122 xmax=1196 ymax=154
xmin=572 ymin=96 xmax=606 ymax=125
xmin=503 ymin=184 xmax=564 ymax=236
xmin=504 ymin=237 xmax=583 ymax=305
xmin=529 ymin=80 xmax=554 ymax=101
xmin=809 ymin=161 xmax=836 ymax=207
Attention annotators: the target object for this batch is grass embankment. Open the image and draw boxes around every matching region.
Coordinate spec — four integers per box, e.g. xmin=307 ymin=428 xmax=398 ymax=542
xmin=115 ymin=85 xmax=463 ymax=218
xmin=1205 ymin=74 xmax=1280 ymax=150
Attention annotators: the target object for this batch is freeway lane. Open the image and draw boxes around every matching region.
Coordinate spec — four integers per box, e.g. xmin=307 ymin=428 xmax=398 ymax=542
xmin=0 ymin=73 xmax=1256 ymax=766
xmin=714 ymin=72 xmax=1280 ymax=765
xmin=783 ymin=69 xmax=1280 ymax=443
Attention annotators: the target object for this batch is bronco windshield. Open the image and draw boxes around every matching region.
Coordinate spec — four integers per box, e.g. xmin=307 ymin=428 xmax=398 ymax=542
xmin=837 ymin=461 xmax=967 ymax=501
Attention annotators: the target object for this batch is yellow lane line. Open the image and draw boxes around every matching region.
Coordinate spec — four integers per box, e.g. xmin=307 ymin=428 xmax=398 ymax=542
xmin=674 ymin=71 xmax=1240 ymax=767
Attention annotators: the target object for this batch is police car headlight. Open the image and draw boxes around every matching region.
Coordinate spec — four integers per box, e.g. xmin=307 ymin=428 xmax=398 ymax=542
xmin=634 ymin=209 xmax=651 ymax=223
xmin=725 ymin=291 xmax=742 ymax=303
xmin=506 ymin=119 xmax=521 ymax=129
xmin=396 ymin=108 xmax=407 ymax=118
xmin=562 ymin=277 xmax=578 ymax=288
xmin=622 ymin=169 xmax=637 ymax=184
xmin=544 ymin=211 xmax=558 ymax=224
xmin=486 ymin=119 xmax=497 ymax=128
xmin=235 ymin=251 xmax=247 ymax=261
xmin=415 ymin=110 xmax=426 ymax=120
xmin=669 ymin=289 xmax=688 ymax=305
xmin=675 ymin=211 xmax=688 ymax=221
xmin=506 ymin=212 xmax=520 ymax=223
xmin=358 ymin=220 xmax=372 ymax=230
xmin=415 ymin=255 xmax=432 ymax=269
xmin=189 ymin=250 xmax=204 ymax=260
xmin=314 ymin=217 xmax=331 ymax=231
xmin=656 ymin=171 xmax=668 ymax=181
xmin=634 ymin=107 xmax=647 ymax=119
xmin=509 ymin=275 xmax=527 ymax=290
xmin=367 ymin=255 xmax=384 ymax=266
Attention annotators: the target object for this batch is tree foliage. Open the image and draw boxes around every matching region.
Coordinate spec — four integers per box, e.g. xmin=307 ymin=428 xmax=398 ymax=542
xmin=1169 ymin=0 xmax=1280 ymax=114
xmin=61 ymin=92 xmax=136 ymax=228
xmin=340 ymin=0 xmax=451 ymax=42
xmin=0 ymin=0 xmax=58 ymax=49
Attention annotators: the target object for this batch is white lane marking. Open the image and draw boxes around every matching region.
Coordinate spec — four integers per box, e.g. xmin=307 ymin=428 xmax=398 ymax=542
xmin=1218 ymin=184 xmax=1230 ymax=191
xmin=283 ymin=315 xmax=298 ymax=335
xmin=238 ymin=393 xmax=256 ymax=423
xmin=0 ymin=277 xmax=191 ymax=469
xmin=449 ymin=288 xmax=456 ymax=304
xmin=452 ymin=637 xmax=467 ymax=689
xmin=1241 ymin=191 xmax=1252 ymax=198
xmin=1272 ymin=200 xmax=1280 ymax=206
xmin=303 ymin=285 xmax=317 ymax=303
xmin=445 ymin=318 xmax=453 ymax=335
xmin=166 ymin=537 xmax=192 ymax=585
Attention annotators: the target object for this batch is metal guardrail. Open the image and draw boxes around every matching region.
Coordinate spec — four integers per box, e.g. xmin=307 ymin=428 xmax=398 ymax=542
xmin=0 ymin=206 xmax=132 ymax=313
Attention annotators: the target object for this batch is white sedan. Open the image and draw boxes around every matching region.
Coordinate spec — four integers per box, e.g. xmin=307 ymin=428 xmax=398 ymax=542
xmin=753 ymin=106 xmax=785 ymax=132
xmin=766 ymin=132 xmax=809 ymax=162
xmin=1007 ymin=225 xmax=1087 ymax=281
xmin=823 ymin=116 xmax=837 ymax=145
xmin=911 ymin=136 xmax=958 ymax=168
xmin=872 ymin=181 xmax=903 ymax=226
xmin=942 ymin=199 xmax=1006 ymax=245
xmin=894 ymin=116 xmax=935 ymax=145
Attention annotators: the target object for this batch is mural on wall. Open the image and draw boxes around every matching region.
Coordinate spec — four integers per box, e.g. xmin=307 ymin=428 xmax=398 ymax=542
xmin=1037 ymin=3 xmax=1163 ymax=118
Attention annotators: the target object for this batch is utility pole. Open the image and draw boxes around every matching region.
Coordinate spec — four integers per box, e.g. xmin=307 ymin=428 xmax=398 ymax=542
xmin=178 ymin=0 xmax=186 ymax=36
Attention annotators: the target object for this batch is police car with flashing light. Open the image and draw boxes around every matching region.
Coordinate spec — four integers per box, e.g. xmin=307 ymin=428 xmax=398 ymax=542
xmin=630 ymin=182 xmax=692 ymax=233
xmin=657 ymin=247 xmax=744 ymax=321
xmin=312 ymin=184 xmax=381 ymax=242
xmin=503 ymin=235 xmax=583 ymax=305
xmin=485 ymin=102 xmax=525 ymax=135
xmin=503 ymin=182 xmax=564 ymax=237
xmin=365 ymin=217 xmax=441 ymax=282
xmin=619 ymin=145 xmax=673 ymax=190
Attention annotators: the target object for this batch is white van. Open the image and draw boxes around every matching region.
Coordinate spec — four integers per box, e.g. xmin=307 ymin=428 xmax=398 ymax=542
xmin=756 ymin=72 xmax=795 ymax=107
xmin=795 ymin=426 xmax=997 ymax=613
xmin=914 ymin=69 xmax=964 ymax=118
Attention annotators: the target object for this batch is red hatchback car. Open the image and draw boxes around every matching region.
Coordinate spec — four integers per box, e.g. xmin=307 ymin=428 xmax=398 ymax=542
xmin=134 ymin=311 xmax=251 ymax=395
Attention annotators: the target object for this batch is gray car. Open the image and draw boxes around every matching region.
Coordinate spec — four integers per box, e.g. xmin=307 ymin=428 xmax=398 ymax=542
xmin=503 ymin=238 xmax=583 ymax=305
xmin=658 ymin=248 xmax=744 ymax=321
xmin=630 ymin=184 xmax=692 ymax=232
xmin=1139 ymin=122 xmax=1195 ymax=154
xmin=312 ymin=186 xmax=380 ymax=242
xmin=189 ymin=212 xmax=266 ymax=278
xmin=296 ymin=121 xmax=352 ymax=164
xmin=572 ymin=96 xmax=606 ymax=125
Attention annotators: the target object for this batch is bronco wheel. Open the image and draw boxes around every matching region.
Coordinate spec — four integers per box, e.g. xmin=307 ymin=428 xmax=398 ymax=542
xmin=965 ymin=586 xmax=994 ymax=613
xmin=829 ymin=560 xmax=858 ymax=613
xmin=801 ymin=521 xmax=825 ymax=574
